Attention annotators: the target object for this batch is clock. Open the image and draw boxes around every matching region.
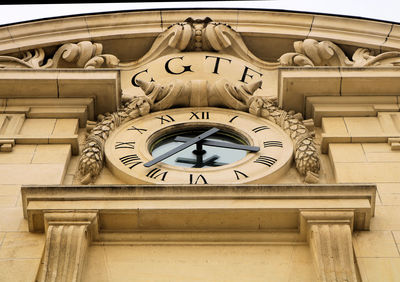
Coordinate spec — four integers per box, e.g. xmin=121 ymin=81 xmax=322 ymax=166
xmin=105 ymin=107 xmax=293 ymax=184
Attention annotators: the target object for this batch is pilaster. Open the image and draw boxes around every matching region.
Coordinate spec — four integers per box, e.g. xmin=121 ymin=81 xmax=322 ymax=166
xmin=301 ymin=210 xmax=358 ymax=282
xmin=36 ymin=212 xmax=98 ymax=282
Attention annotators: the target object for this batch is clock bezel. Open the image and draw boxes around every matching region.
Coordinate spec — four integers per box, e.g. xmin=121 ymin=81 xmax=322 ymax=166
xmin=104 ymin=107 xmax=294 ymax=184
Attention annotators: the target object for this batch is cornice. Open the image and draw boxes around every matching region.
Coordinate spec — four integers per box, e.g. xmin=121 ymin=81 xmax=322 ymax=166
xmin=0 ymin=9 xmax=399 ymax=57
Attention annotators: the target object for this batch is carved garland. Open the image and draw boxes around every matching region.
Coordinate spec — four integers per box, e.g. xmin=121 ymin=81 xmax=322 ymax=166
xmin=78 ymin=79 xmax=320 ymax=184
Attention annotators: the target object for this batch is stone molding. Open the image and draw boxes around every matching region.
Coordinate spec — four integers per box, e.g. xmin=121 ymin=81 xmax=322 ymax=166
xmin=0 ymin=69 xmax=120 ymax=116
xmin=0 ymin=10 xmax=398 ymax=57
xmin=279 ymin=67 xmax=400 ymax=116
xmin=301 ymin=211 xmax=358 ymax=282
xmin=22 ymin=184 xmax=375 ymax=236
xmin=36 ymin=212 xmax=98 ymax=282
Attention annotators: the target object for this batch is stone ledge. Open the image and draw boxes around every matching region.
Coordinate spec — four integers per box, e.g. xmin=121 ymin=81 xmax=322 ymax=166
xmin=279 ymin=67 xmax=400 ymax=116
xmin=0 ymin=69 xmax=120 ymax=116
xmin=21 ymin=184 xmax=376 ymax=242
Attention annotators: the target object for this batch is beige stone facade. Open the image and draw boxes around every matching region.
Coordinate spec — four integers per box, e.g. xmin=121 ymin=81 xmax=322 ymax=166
xmin=0 ymin=8 xmax=399 ymax=282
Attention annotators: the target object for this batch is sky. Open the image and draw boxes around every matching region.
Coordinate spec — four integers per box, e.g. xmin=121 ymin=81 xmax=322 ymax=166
xmin=0 ymin=1 xmax=399 ymax=26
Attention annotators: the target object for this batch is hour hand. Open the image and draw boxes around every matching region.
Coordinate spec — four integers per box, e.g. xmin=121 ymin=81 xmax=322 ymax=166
xmin=143 ymin=127 xmax=220 ymax=167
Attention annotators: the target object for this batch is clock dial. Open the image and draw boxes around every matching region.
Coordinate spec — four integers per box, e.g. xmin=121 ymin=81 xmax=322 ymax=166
xmin=149 ymin=127 xmax=257 ymax=168
xmin=105 ymin=107 xmax=293 ymax=184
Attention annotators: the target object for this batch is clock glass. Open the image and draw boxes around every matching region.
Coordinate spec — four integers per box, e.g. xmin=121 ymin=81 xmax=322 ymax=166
xmin=150 ymin=128 xmax=249 ymax=168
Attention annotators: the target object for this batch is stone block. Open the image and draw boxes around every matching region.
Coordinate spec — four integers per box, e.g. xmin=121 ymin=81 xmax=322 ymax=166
xmin=309 ymin=15 xmax=391 ymax=48
xmin=358 ymin=258 xmax=400 ymax=282
xmin=31 ymin=144 xmax=71 ymax=164
xmin=329 ymin=143 xmax=366 ymax=163
xmin=383 ymin=24 xmax=400 ymax=50
xmin=0 ymin=196 xmax=17 ymax=208
xmin=85 ymin=10 xmax=162 ymax=36
xmin=0 ymin=70 xmax=58 ymax=98
xmin=393 ymin=231 xmax=400 ymax=246
xmin=377 ymin=183 xmax=400 ymax=194
xmin=0 ymin=185 xmax=21 ymax=196
xmin=0 ymin=164 xmax=66 ymax=185
xmin=354 ymin=231 xmax=399 ymax=258
xmin=66 ymin=155 xmax=79 ymax=175
xmin=341 ymin=69 xmax=400 ymax=96
xmin=344 ymin=117 xmax=383 ymax=136
xmin=0 ymin=259 xmax=41 ymax=282
xmin=19 ymin=118 xmax=56 ymax=136
xmin=313 ymin=104 xmax=376 ymax=127
xmin=85 ymin=244 xmax=314 ymax=282
xmin=365 ymin=152 xmax=400 ymax=162
xmin=0 ymin=208 xmax=24 ymax=232
xmin=362 ymin=143 xmax=392 ymax=153
xmin=81 ymin=246 xmax=109 ymax=282
xmin=334 ymin=163 xmax=400 ymax=183
xmin=321 ymin=117 xmax=349 ymax=135
xmin=0 ymin=148 xmax=34 ymax=164
xmin=237 ymin=10 xmax=313 ymax=37
xmin=370 ymin=206 xmax=400 ymax=230
xmin=51 ymin=119 xmax=78 ymax=135
xmin=379 ymin=193 xmax=400 ymax=205
xmin=0 ymin=232 xmax=44 ymax=259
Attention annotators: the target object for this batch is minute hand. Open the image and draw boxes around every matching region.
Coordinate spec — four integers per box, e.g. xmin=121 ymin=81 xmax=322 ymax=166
xmin=143 ymin=127 xmax=220 ymax=167
xmin=174 ymin=136 xmax=259 ymax=152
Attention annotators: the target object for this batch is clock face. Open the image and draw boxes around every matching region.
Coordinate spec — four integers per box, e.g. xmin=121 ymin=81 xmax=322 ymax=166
xmin=105 ymin=107 xmax=293 ymax=184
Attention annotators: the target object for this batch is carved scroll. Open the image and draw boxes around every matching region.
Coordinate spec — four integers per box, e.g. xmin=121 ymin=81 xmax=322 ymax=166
xmin=248 ymin=96 xmax=320 ymax=183
xmin=120 ymin=17 xmax=279 ymax=69
xmin=0 ymin=48 xmax=52 ymax=69
xmin=0 ymin=41 xmax=119 ymax=69
xmin=36 ymin=212 xmax=98 ymax=282
xmin=280 ymin=38 xmax=400 ymax=67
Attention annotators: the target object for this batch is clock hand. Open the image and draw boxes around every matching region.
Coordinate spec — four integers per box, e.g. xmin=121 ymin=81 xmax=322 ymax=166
xmin=176 ymin=155 xmax=226 ymax=168
xmin=174 ymin=136 xmax=260 ymax=152
xmin=143 ymin=127 xmax=220 ymax=167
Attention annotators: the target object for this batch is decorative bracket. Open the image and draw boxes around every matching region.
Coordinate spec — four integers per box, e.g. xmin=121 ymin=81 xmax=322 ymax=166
xmin=36 ymin=212 xmax=98 ymax=282
xmin=300 ymin=210 xmax=358 ymax=282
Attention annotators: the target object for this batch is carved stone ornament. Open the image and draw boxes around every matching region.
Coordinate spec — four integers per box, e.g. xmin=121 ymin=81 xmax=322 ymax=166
xmin=2 ymin=18 xmax=400 ymax=69
xmin=79 ymin=79 xmax=320 ymax=184
xmin=279 ymin=38 xmax=400 ymax=67
xmin=0 ymin=41 xmax=119 ymax=69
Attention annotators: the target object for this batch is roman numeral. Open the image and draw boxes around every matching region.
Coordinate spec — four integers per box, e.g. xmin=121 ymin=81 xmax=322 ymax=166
xmin=252 ymin=126 xmax=270 ymax=133
xmin=156 ymin=115 xmax=175 ymax=124
xmin=254 ymin=156 xmax=277 ymax=167
xmin=119 ymin=154 xmax=142 ymax=169
xmin=234 ymin=170 xmax=248 ymax=180
xmin=229 ymin=116 xmax=239 ymax=123
xmin=128 ymin=126 xmax=147 ymax=134
xmin=146 ymin=168 xmax=168 ymax=181
xmin=189 ymin=111 xmax=209 ymax=120
xmin=263 ymin=141 xmax=283 ymax=148
xmin=115 ymin=141 xmax=135 ymax=150
xmin=189 ymin=174 xmax=208 ymax=184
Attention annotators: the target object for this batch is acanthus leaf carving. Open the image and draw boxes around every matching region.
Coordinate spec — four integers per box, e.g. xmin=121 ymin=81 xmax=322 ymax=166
xmin=0 ymin=48 xmax=52 ymax=69
xmin=280 ymin=38 xmax=400 ymax=67
xmin=0 ymin=41 xmax=119 ymax=69
xmin=248 ymin=96 xmax=320 ymax=183
xmin=50 ymin=41 xmax=119 ymax=69
xmin=79 ymin=96 xmax=151 ymax=184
